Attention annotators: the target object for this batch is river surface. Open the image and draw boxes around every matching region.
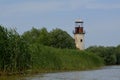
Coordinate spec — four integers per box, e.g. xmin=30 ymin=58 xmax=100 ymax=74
xmin=23 ymin=65 xmax=120 ymax=80
xmin=0 ymin=66 xmax=120 ymax=80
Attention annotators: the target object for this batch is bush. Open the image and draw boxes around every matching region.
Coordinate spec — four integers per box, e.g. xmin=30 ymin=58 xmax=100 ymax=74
xmin=30 ymin=44 xmax=103 ymax=72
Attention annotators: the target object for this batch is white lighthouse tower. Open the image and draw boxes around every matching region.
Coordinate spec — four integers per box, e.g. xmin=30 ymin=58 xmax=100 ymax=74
xmin=74 ymin=19 xmax=85 ymax=50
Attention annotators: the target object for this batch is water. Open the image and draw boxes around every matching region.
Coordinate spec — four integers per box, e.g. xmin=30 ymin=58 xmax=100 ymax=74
xmin=23 ymin=65 xmax=120 ymax=80
xmin=0 ymin=66 xmax=120 ymax=80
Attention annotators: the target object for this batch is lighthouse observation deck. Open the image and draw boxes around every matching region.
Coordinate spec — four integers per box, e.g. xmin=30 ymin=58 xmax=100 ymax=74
xmin=73 ymin=19 xmax=85 ymax=34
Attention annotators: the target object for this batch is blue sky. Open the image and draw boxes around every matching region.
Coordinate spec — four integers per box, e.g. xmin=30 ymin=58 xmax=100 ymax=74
xmin=0 ymin=0 xmax=120 ymax=48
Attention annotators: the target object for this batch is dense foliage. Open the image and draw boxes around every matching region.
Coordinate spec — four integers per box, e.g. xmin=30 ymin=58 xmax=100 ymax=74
xmin=22 ymin=27 xmax=75 ymax=49
xmin=49 ymin=28 xmax=75 ymax=48
xmin=86 ymin=46 xmax=120 ymax=65
xmin=0 ymin=25 xmax=31 ymax=73
xmin=22 ymin=27 xmax=103 ymax=72
xmin=30 ymin=44 xmax=103 ymax=72
xmin=0 ymin=25 xmax=105 ymax=75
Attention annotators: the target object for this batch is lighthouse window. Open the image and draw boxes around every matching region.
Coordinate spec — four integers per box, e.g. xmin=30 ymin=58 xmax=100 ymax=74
xmin=80 ymin=39 xmax=83 ymax=42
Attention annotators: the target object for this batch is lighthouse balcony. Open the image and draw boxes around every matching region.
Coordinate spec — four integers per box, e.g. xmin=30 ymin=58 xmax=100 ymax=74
xmin=73 ymin=30 xmax=85 ymax=34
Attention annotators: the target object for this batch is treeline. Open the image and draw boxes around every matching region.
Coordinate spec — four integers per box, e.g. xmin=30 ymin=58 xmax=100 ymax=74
xmin=22 ymin=27 xmax=75 ymax=49
xmin=0 ymin=25 xmax=104 ymax=75
xmin=86 ymin=45 xmax=120 ymax=65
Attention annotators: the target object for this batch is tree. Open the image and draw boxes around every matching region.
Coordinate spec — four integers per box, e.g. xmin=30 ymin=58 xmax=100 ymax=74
xmin=49 ymin=28 xmax=75 ymax=49
xmin=115 ymin=45 xmax=120 ymax=64
xmin=36 ymin=28 xmax=49 ymax=45
xmin=22 ymin=27 xmax=40 ymax=44
xmin=22 ymin=27 xmax=75 ymax=49
xmin=86 ymin=46 xmax=116 ymax=65
xmin=22 ymin=27 xmax=49 ymax=45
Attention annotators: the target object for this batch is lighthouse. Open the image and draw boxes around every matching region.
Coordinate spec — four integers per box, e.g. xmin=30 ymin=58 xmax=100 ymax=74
xmin=73 ymin=19 xmax=85 ymax=50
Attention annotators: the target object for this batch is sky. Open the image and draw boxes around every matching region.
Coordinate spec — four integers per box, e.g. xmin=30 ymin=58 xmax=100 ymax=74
xmin=0 ymin=0 xmax=120 ymax=48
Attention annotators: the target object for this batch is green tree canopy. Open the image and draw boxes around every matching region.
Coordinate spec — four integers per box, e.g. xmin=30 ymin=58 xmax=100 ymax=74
xmin=115 ymin=45 xmax=120 ymax=64
xmin=49 ymin=28 xmax=75 ymax=49
xmin=22 ymin=27 xmax=49 ymax=45
xmin=22 ymin=27 xmax=75 ymax=49
xmin=86 ymin=46 xmax=117 ymax=65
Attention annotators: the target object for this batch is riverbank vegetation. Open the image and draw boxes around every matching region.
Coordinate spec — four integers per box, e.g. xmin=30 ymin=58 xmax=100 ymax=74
xmin=1 ymin=25 xmax=119 ymax=75
xmin=0 ymin=26 xmax=31 ymax=75
xmin=30 ymin=44 xmax=103 ymax=73
xmin=86 ymin=45 xmax=120 ymax=65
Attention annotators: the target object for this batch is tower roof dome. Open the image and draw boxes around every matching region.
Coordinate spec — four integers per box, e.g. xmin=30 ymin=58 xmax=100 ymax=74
xmin=75 ymin=19 xmax=83 ymax=23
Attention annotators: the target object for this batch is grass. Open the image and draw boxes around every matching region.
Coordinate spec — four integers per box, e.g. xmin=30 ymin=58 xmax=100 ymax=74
xmin=29 ymin=44 xmax=104 ymax=73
